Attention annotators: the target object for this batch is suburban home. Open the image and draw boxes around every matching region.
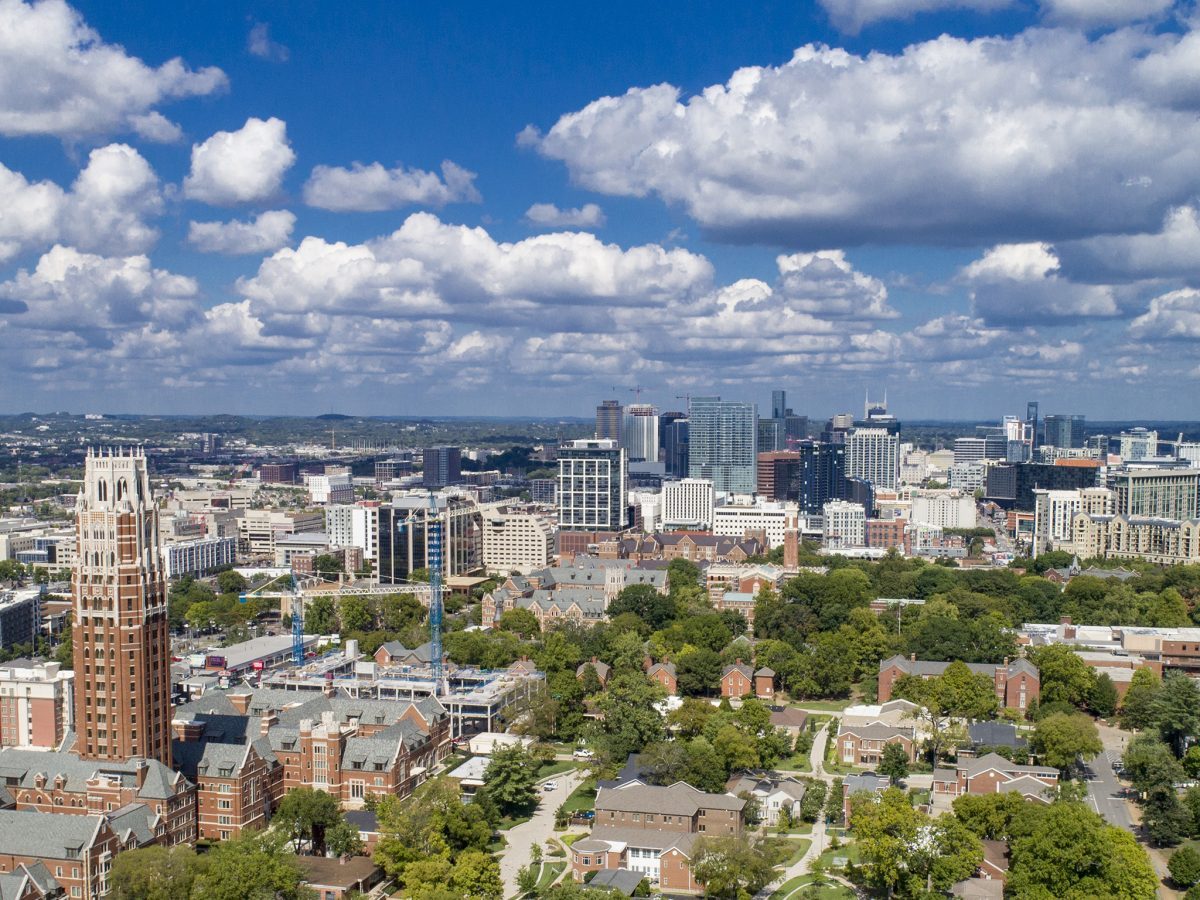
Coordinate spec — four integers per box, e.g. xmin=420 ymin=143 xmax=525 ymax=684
xmin=932 ymin=753 xmax=1058 ymax=801
xmin=720 ymin=661 xmax=774 ymax=700
xmin=768 ymin=707 xmax=808 ymax=738
xmin=836 ymin=723 xmax=917 ymax=766
xmin=725 ymin=772 xmax=806 ymax=826
xmin=841 ymin=773 xmax=891 ymax=825
xmin=647 ymin=660 xmax=677 ymax=695
xmin=876 ymin=655 xmax=1040 ymax=712
xmin=295 ymin=855 xmax=383 ymax=900
xmin=577 ymin=658 xmax=612 ymax=686
xmin=570 ymin=781 xmax=746 ymax=895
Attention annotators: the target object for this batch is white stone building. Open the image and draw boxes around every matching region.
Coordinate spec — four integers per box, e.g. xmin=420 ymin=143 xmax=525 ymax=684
xmin=823 ymin=501 xmax=866 ymax=550
xmin=481 ymin=511 xmax=555 ymax=574
xmin=662 ymin=479 xmax=715 ymax=530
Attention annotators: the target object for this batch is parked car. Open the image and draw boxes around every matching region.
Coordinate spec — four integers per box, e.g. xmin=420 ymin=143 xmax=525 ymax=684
xmin=573 ymin=748 xmax=594 ymax=759
xmin=543 ymin=780 xmax=559 ymax=792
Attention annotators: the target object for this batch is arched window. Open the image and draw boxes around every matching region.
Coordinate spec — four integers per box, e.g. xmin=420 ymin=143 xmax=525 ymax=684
xmin=97 ymin=480 xmax=108 ymax=502
xmin=116 ymin=478 xmax=128 ymax=501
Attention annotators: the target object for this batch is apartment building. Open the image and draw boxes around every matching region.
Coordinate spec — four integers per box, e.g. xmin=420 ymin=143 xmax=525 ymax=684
xmin=1072 ymin=513 xmax=1200 ymax=566
xmin=662 ymin=479 xmax=715 ymax=530
xmin=823 ymin=501 xmax=866 ymax=550
xmin=162 ymin=536 xmax=237 ymax=578
xmin=571 ymin=781 xmax=746 ymax=895
xmin=306 ymin=468 xmax=354 ymax=505
xmin=0 ymin=660 xmax=73 ymax=749
xmin=711 ymin=501 xmax=798 ymax=548
xmin=480 ymin=511 xmax=554 ymax=575
xmin=910 ymin=489 xmax=976 ymax=529
xmin=238 ymin=510 xmax=324 ymax=559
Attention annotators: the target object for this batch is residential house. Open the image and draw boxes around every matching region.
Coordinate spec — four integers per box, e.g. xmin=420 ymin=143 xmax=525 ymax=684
xmin=577 ymin=658 xmax=612 ymax=687
xmin=720 ymin=661 xmax=773 ymax=700
xmin=841 ymin=773 xmax=891 ymax=825
xmin=725 ymin=773 xmax=806 ymax=826
xmin=836 ymin=724 xmax=916 ymax=767
xmin=570 ymin=781 xmax=746 ymax=895
xmin=295 ymin=856 xmax=383 ymax=900
xmin=647 ymin=661 xmax=677 ymax=695
xmin=931 ymin=753 xmax=1058 ymax=802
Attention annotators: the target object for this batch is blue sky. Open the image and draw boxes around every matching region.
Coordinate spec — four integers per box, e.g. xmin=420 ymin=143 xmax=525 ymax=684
xmin=0 ymin=0 xmax=1197 ymax=420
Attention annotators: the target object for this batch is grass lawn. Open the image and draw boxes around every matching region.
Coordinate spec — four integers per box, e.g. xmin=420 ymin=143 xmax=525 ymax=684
xmin=769 ymin=875 xmax=855 ymax=900
xmin=560 ymin=832 xmax=586 ymax=847
xmin=778 ymin=751 xmax=812 ymax=772
xmin=815 ymin=843 xmax=861 ymax=871
xmin=536 ymin=759 xmax=578 ymax=780
xmin=535 ymin=861 xmax=566 ymax=890
xmin=488 ymin=836 xmax=507 ymax=853
xmin=561 ymin=780 xmax=597 ymax=815
xmin=807 ymin=714 xmax=834 ymax=729
xmin=784 ymin=838 xmax=812 ymax=865
xmin=770 ymin=823 xmax=813 ymax=836
xmin=498 ymin=813 xmax=534 ymax=831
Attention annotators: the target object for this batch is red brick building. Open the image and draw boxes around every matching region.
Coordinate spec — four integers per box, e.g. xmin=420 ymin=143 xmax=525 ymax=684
xmin=835 ymin=724 xmax=916 ymax=767
xmin=877 ymin=655 xmax=1039 ymax=713
xmin=570 ymin=781 xmax=746 ymax=895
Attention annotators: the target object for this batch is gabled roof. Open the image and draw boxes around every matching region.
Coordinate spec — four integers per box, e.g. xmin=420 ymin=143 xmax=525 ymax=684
xmin=0 ymin=808 xmax=106 ymax=859
xmin=838 ymin=723 xmax=914 ymax=741
xmin=577 ymin=659 xmax=611 ymax=679
xmin=962 ymin=752 xmax=1057 ymax=778
xmin=722 ymin=663 xmax=753 ymax=680
xmin=647 ymin=661 xmax=676 ymax=679
xmin=596 ymin=781 xmax=745 ymax=817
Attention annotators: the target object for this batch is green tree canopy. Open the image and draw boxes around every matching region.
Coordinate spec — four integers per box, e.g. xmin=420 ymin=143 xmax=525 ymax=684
xmin=1031 ymin=712 xmax=1102 ymax=771
xmin=483 ymin=745 xmax=540 ymax=817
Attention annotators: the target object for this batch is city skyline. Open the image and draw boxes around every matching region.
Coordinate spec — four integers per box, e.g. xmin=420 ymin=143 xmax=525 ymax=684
xmin=1 ymin=0 xmax=1198 ymax=418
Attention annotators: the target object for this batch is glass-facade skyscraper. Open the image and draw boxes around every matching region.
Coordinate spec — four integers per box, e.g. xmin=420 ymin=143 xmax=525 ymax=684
xmin=688 ymin=396 xmax=757 ymax=494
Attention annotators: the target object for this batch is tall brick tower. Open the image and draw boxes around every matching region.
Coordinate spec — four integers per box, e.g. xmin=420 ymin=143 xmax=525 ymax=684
xmin=73 ymin=447 xmax=171 ymax=765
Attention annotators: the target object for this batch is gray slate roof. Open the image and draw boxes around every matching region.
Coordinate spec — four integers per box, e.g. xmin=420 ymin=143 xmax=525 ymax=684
xmin=0 ymin=748 xmax=188 ymax=800
xmin=879 ymin=655 xmax=1038 ymax=680
xmin=0 ymin=808 xmax=106 ymax=859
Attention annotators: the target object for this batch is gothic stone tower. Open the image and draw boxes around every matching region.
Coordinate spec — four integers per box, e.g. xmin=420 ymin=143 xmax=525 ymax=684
xmin=73 ymin=448 xmax=171 ymax=765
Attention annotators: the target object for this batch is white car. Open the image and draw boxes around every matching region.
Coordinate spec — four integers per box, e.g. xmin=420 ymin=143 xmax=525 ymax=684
xmin=543 ymin=780 xmax=559 ymax=792
xmin=573 ymin=748 xmax=594 ymax=759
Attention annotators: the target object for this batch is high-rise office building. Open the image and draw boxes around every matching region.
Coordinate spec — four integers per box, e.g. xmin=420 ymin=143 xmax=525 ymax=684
xmin=558 ymin=439 xmax=628 ymax=531
xmin=663 ymin=417 xmax=689 ymax=478
xmin=1043 ymin=415 xmax=1086 ymax=449
xmin=1119 ymin=428 xmax=1159 ymax=461
xmin=756 ymin=442 xmax=848 ymax=513
xmin=846 ymin=427 xmax=900 ymax=491
xmin=687 ymin=397 xmax=758 ymax=495
xmin=422 ymin=446 xmax=462 ymax=488
xmin=621 ymin=404 xmax=660 ymax=462
xmin=822 ymin=413 xmax=855 ymax=444
xmin=595 ymin=400 xmax=623 ymax=444
xmin=1026 ymin=401 xmax=1040 ymax=448
xmin=772 ymin=390 xmax=787 ymax=420
xmin=758 ymin=418 xmax=786 ymax=453
xmin=377 ymin=497 xmax=481 ymax=584
xmin=73 ymin=448 xmax=171 ymax=765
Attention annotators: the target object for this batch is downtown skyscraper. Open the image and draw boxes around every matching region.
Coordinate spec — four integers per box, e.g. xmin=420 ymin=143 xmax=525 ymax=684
xmin=73 ymin=448 xmax=172 ymax=765
xmin=687 ymin=396 xmax=757 ymax=494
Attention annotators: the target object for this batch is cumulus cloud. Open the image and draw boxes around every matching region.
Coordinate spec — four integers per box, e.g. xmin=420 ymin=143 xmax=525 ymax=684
xmin=524 ymin=203 xmax=606 ymax=229
xmin=1059 ymin=206 xmax=1200 ymax=283
xmin=63 ymin=144 xmax=162 ymax=255
xmin=0 ymin=0 xmax=225 ymax=140
xmin=962 ymin=242 xmax=1121 ymax=324
xmin=818 ymin=0 xmax=1012 ymax=33
xmin=0 ymin=163 xmax=65 ymax=262
xmin=302 ymin=160 xmax=481 ymax=211
xmin=1129 ymin=289 xmax=1200 ymax=339
xmin=0 ymin=245 xmax=198 ymax=344
xmin=247 ymin=22 xmax=289 ymax=62
xmin=184 ymin=117 xmax=296 ymax=205
xmin=236 ymin=212 xmax=713 ymax=323
xmin=531 ymin=27 xmax=1200 ymax=247
xmin=187 ymin=210 xmax=296 ymax=254
xmin=0 ymin=144 xmax=161 ymax=262
xmin=776 ymin=251 xmax=897 ymax=319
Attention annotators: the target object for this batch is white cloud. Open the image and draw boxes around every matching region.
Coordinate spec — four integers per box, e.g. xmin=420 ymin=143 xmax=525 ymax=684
xmin=0 ymin=162 xmax=65 ymax=262
xmin=187 ymin=210 xmax=296 ymax=255
xmin=1129 ymin=289 xmax=1200 ymax=339
xmin=818 ymin=0 xmax=1012 ymax=33
xmin=129 ymin=112 xmax=183 ymax=143
xmin=531 ymin=26 xmax=1200 ymax=247
xmin=1059 ymin=206 xmax=1200 ymax=282
xmin=237 ymin=212 xmax=713 ymax=323
xmin=0 ymin=245 xmax=198 ymax=343
xmin=776 ymin=250 xmax=897 ymax=319
xmin=524 ymin=203 xmax=606 ymax=229
xmin=961 ymin=242 xmax=1120 ymax=324
xmin=184 ymin=117 xmax=296 ymax=205
xmin=63 ymin=144 xmax=162 ymax=255
xmin=0 ymin=0 xmax=225 ymax=140
xmin=1039 ymin=0 xmax=1174 ymax=27
xmin=247 ymin=22 xmax=289 ymax=62
xmin=302 ymin=160 xmax=481 ymax=211
xmin=0 ymin=144 xmax=161 ymax=262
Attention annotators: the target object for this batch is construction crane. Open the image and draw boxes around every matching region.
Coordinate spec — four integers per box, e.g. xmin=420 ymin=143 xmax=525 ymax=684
xmin=239 ymin=572 xmax=306 ymax=666
xmin=628 ymin=385 xmax=647 ymax=403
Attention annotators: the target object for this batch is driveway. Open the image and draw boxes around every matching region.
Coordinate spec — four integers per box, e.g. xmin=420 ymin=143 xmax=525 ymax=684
xmin=499 ymin=769 xmax=584 ymax=898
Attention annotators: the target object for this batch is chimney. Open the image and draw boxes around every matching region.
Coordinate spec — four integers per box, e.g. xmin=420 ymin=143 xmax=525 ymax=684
xmin=909 ymin=653 xmax=917 ymax=662
xmin=259 ymin=712 xmax=278 ymax=736
xmin=735 ymin=658 xmax=743 ymax=666
xmin=132 ymin=758 xmax=148 ymax=788
xmin=642 ymin=655 xmax=652 ymax=672
xmin=227 ymin=692 xmax=252 ymax=716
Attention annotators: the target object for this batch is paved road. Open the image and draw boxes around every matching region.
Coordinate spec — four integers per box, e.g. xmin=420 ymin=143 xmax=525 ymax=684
xmin=499 ymin=769 xmax=584 ymax=899
xmin=1084 ymin=746 xmax=1135 ymax=832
